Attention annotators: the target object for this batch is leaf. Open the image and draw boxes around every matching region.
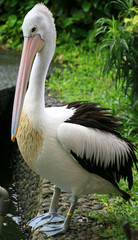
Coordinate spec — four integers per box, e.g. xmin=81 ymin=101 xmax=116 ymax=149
xmin=71 ymin=10 xmax=84 ymax=21
xmin=7 ymin=15 xmax=17 ymax=27
xmin=95 ymin=26 xmax=108 ymax=36
xmin=63 ymin=18 xmax=73 ymax=28
xmin=82 ymin=1 xmax=91 ymax=12
xmin=124 ymin=18 xmax=131 ymax=23
xmin=0 ymin=24 xmax=7 ymax=33
xmin=130 ymin=7 xmax=138 ymax=14
xmin=132 ymin=15 xmax=138 ymax=26
xmin=120 ymin=39 xmax=129 ymax=51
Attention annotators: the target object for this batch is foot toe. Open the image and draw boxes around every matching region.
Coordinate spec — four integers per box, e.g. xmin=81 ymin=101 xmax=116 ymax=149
xmin=28 ymin=213 xmax=65 ymax=230
xmin=40 ymin=223 xmax=68 ymax=236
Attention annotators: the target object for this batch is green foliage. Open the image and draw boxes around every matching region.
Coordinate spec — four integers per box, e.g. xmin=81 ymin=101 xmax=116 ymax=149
xmin=0 ymin=14 xmax=23 ymax=49
xmin=124 ymin=7 xmax=138 ymax=32
xmin=0 ymin=0 xmax=40 ymax=48
xmin=0 ymin=0 xmax=117 ymax=48
xmin=1 ymin=0 xmax=137 ymax=103
xmin=93 ymin=168 xmax=138 ymax=239
xmin=95 ymin=0 xmax=138 ymax=101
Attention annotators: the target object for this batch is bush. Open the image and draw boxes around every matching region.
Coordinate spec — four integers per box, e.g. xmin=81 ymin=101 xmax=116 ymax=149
xmin=0 ymin=0 xmax=118 ymax=48
xmin=95 ymin=0 xmax=138 ymax=101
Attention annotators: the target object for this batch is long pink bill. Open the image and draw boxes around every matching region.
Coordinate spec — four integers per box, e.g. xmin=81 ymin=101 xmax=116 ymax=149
xmin=11 ymin=34 xmax=44 ymax=142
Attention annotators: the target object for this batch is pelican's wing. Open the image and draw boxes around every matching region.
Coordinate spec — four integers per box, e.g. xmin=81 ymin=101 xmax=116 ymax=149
xmin=57 ymin=122 xmax=135 ymax=189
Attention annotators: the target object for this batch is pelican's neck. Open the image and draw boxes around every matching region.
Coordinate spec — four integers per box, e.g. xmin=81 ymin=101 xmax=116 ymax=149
xmin=24 ymin=42 xmax=55 ymax=112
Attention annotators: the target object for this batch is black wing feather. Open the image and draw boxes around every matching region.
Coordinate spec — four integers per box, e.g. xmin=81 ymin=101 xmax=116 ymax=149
xmin=66 ymin=101 xmax=121 ymax=134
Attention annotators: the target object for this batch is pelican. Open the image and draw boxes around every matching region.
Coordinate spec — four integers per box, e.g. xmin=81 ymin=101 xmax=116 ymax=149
xmin=11 ymin=3 xmax=137 ymax=236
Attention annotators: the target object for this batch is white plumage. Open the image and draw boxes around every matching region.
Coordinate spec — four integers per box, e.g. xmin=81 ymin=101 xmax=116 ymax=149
xmin=11 ymin=3 xmax=137 ymax=236
xmin=57 ymin=123 xmax=130 ymax=168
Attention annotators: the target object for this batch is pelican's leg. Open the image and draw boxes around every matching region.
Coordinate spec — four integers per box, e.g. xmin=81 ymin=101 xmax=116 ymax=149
xmin=48 ymin=185 xmax=62 ymax=215
xmin=28 ymin=185 xmax=64 ymax=230
xmin=40 ymin=195 xmax=78 ymax=236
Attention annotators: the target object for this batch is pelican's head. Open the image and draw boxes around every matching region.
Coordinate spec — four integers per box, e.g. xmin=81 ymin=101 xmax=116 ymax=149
xmin=11 ymin=4 xmax=56 ymax=142
xmin=22 ymin=4 xmax=56 ymax=47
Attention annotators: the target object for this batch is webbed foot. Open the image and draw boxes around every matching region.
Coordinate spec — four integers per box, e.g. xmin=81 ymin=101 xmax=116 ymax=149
xmin=40 ymin=223 xmax=68 ymax=236
xmin=28 ymin=212 xmax=65 ymax=230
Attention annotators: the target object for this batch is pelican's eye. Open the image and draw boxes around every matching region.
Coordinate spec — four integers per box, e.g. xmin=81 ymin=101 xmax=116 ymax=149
xmin=30 ymin=26 xmax=37 ymax=35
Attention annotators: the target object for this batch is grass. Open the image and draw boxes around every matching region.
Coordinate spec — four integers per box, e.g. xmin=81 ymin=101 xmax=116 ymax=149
xmin=47 ymin=39 xmax=138 ymax=239
xmin=94 ymin=170 xmax=138 ymax=239
xmin=93 ymin=167 xmax=138 ymax=239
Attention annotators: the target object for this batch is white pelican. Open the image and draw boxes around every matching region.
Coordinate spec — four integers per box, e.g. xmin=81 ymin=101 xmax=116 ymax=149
xmin=11 ymin=3 xmax=137 ymax=236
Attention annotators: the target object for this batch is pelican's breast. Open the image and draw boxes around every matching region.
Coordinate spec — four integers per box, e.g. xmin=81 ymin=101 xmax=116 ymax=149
xmin=16 ymin=111 xmax=44 ymax=172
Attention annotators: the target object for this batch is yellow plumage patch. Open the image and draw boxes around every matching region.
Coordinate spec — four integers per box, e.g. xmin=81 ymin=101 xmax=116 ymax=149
xmin=16 ymin=111 xmax=43 ymax=172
